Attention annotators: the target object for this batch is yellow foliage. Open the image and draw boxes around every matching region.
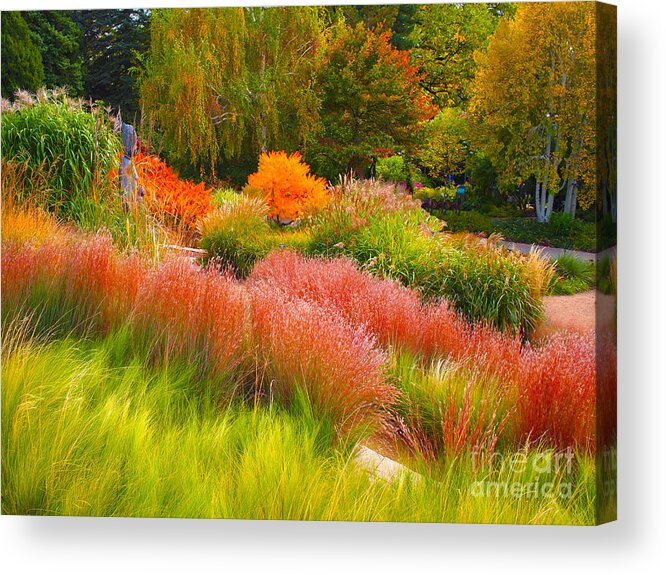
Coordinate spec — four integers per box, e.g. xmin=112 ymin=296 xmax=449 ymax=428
xmin=245 ymin=151 xmax=329 ymax=221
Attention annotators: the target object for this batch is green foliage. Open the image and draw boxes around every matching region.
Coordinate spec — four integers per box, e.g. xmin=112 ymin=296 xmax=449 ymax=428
xmin=198 ymin=196 xmax=311 ymax=277
xmin=2 ymin=334 xmax=594 ymax=523
xmin=1 ymin=12 xmax=44 ymax=98
xmin=409 ymin=3 xmax=500 ymax=107
xmin=375 ymin=155 xmax=407 ymax=182
xmin=71 ymin=9 xmax=150 ymax=119
xmin=1 ymin=91 xmax=120 ymax=221
xmin=23 ymin=11 xmax=85 ymax=96
xmin=442 ymin=210 xmax=493 ymax=234
xmin=418 ymin=108 xmax=470 ymax=179
xmin=548 ymin=255 xmax=595 ymax=295
xmin=141 ymin=7 xmax=322 ymax=176
xmin=307 ymin=180 xmax=549 ymax=336
xmin=492 ymin=216 xmax=598 ymax=252
xmin=211 ymin=187 xmax=242 ymax=207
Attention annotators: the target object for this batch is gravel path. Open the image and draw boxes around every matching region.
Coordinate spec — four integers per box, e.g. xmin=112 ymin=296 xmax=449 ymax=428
xmin=499 ymin=240 xmax=597 ymax=262
xmin=535 ymin=289 xmax=616 ymax=339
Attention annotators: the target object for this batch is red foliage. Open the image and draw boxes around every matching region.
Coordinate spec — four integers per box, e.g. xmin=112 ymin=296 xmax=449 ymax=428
xmin=516 ymin=332 xmax=597 ymax=451
xmin=3 ymin=240 xmax=612 ymax=451
xmin=132 ymin=258 xmax=249 ymax=381
xmin=110 ymin=152 xmax=213 ymax=227
xmin=250 ymin=284 xmax=395 ymax=434
xmin=249 ymin=252 xmax=608 ymax=452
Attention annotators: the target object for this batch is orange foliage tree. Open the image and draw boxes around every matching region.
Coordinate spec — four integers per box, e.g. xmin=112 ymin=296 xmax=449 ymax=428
xmin=245 ymin=151 xmax=328 ymax=222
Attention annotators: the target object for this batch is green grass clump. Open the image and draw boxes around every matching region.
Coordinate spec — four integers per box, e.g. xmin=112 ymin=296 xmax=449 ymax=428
xmin=1 ymin=89 xmax=120 ymax=221
xmin=198 ymin=195 xmax=311 ymax=277
xmin=2 ymin=334 xmax=596 ymax=523
xmin=548 ymin=254 xmax=595 ymax=295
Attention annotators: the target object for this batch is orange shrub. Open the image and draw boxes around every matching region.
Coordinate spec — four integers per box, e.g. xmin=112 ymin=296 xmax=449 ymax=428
xmin=245 ymin=151 xmax=329 ymax=221
xmin=111 ymin=152 xmax=212 ymax=227
xmin=135 ymin=153 xmax=212 ymax=227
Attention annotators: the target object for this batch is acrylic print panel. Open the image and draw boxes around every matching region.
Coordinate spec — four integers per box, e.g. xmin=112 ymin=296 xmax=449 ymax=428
xmin=1 ymin=1 xmax=616 ymax=525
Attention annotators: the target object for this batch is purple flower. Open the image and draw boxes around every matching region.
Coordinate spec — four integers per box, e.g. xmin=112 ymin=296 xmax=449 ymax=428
xmin=413 ymin=181 xmax=424 ymax=189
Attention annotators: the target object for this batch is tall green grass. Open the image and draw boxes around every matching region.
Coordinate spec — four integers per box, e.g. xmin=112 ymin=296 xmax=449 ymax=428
xmin=1 ymin=89 xmax=120 ymax=221
xmin=2 ymin=333 xmax=596 ymax=523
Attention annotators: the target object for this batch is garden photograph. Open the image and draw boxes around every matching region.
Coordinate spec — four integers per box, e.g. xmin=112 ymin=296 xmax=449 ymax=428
xmin=1 ymin=2 xmax=616 ymax=525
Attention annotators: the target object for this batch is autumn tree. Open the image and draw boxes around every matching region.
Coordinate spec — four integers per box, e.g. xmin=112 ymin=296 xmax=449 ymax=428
xmin=306 ymin=21 xmax=435 ymax=181
xmin=470 ymin=2 xmax=596 ymax=222
xmin=417 ymin=107 xmax=470 ymax=180
xmin=140 ymin=7 xmax=322 ymax=179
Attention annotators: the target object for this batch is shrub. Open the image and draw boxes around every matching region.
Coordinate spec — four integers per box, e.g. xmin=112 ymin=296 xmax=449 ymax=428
xmin=212 ymin=187 xmax=241 ymax=207
xmin=548 ymin=254 xmax=595 ymax=295
xmin=131 ymin=152 xmax=213 ymax=228
xmin=1 ymin=89 xmax=120 ymax=220
xmin=245 ymin=151 xmax=329 ymax=222
xmin=441 ymin=210 xmax=493 ymax=234
xmin=375 ymin=155 xmax=407 ymax=183
xmin=492 ymin=216 xmax=597 ymax=252
xmin=307 ymin=178 xmax=552 ymax=336
xmin=198 ymin=196 xmax=311 ymax=277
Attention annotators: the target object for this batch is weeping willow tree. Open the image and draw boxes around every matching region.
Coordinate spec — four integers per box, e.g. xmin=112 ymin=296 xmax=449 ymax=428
xmin=140 ymin=7 xmax=323 ymax=178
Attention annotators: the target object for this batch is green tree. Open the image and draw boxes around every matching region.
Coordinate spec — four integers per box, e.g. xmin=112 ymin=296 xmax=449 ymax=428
xmin=417 ymin=107 xmax=470 ymax=180
xmin=1 ymin=12 xmax=44 ymax=99
xmin=306 ymin=21 xmax=435 ymax=181
xmin=140 ymin=7 xmax=322 ymax=179
xmin=408 ymin=3 xmax=503 ymax=108
xmin=71 ymin=9 xmax=150 ymax=119
xmin=23 ymin=11 xmax=84 ymax=96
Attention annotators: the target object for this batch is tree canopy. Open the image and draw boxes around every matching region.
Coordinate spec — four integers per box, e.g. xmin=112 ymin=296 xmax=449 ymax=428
xmin=470 ymin=2 xmax=596 ymax=221
xmin=306 ymin=21 xmax=436 ymax=181
xmin=140 ymin=7 xmax=322 ymax=179
xmin=71 ymin=9 xmax=150 ymax=119
xmin=23 ymin=11 xmax=85 ymax=96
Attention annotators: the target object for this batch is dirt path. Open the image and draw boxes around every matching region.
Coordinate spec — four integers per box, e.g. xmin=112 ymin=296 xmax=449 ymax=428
xmin=535 ymin=289 xmax=616 ymax=340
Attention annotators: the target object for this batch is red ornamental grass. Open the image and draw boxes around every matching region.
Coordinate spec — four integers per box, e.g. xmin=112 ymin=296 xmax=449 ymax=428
xmin=515 ymin=332 xmax=597 ymax=451
xmin=250 ymin=284 xmax=396 ymax=434
xmin=248 ymin=251 xmax=424 ymax=351
xmin=131 ymin=257 xmax=249 ymax=382
xmin=249 ymin=251 xmax=522 ymax=376
xmin=420 ymin=302 xmax=522 ymax=382
xmin=1 ymin=235 xmax=143 ymax=335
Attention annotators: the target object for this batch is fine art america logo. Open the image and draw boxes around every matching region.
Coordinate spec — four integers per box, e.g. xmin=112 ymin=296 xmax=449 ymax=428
xmin=470 ymin=447 xmax=577 ymax=500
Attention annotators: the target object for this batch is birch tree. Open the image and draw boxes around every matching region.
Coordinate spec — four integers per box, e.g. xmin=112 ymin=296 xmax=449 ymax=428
xmin=470 ymin=2 xmax=596 ymax=222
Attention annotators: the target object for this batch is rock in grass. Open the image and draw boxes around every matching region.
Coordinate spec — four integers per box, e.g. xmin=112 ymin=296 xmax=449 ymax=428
xmin=353 ymin=445 xmax=422 ymax=484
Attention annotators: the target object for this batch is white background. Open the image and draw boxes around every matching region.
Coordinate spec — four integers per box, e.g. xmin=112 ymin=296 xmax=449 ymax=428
xmin=2 ymin=0 xmax=665 ymax=572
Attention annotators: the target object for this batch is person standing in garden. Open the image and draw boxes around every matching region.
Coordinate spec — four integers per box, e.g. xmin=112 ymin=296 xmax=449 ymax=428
xmin=455 ymin=180 xmax=466 ymax=213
